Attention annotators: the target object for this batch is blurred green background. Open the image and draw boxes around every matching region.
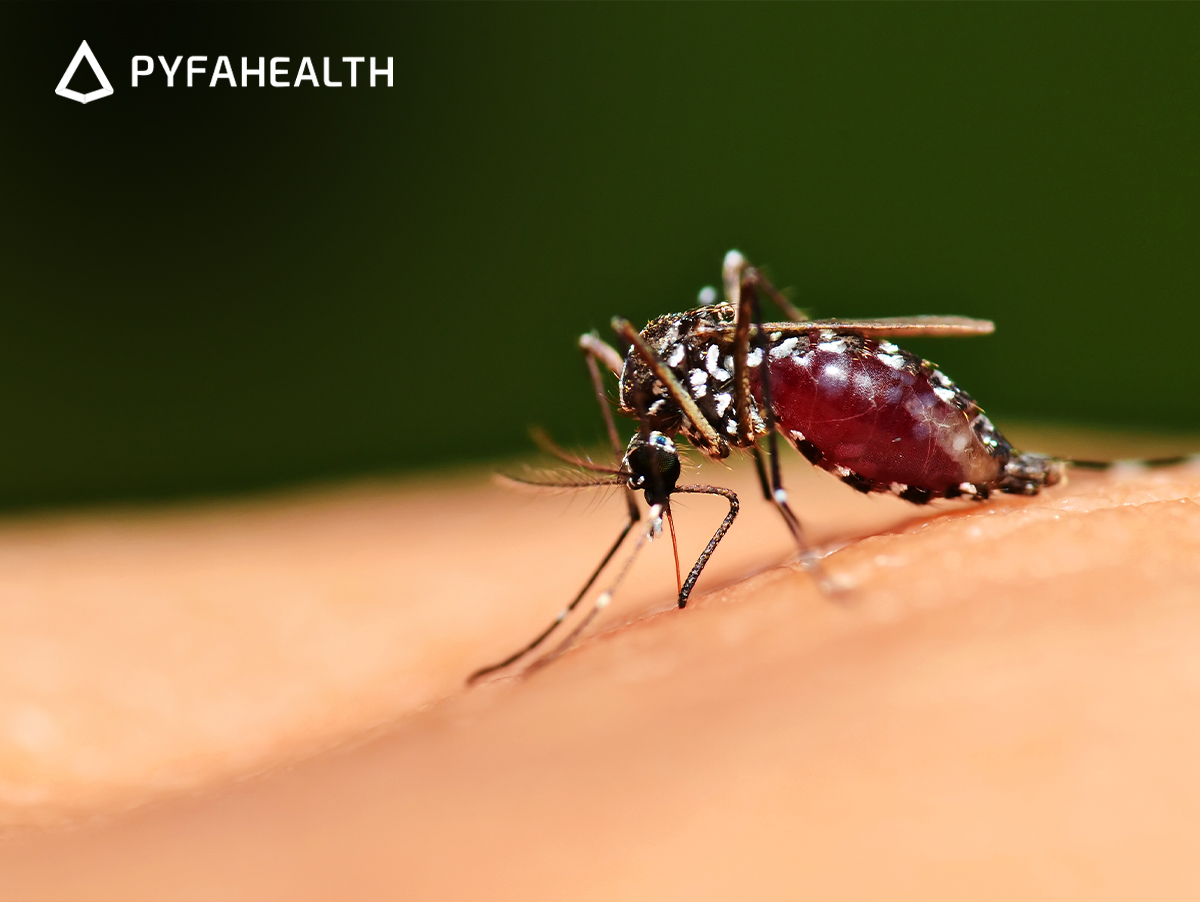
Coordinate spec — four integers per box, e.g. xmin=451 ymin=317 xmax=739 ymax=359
xmin=1 ymin=2 xmax=1198 ymax=510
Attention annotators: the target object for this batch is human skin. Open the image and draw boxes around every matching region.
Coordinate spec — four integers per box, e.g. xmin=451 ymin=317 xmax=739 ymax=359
xmin=0 ymin=426 xmax=1198 ymax=900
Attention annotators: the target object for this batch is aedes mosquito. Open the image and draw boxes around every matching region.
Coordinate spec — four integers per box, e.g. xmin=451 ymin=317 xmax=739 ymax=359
xmin=468 ymin=250 xmax=1077 ymax=683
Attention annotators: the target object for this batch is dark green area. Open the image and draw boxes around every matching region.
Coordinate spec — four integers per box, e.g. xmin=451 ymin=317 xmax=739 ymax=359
xmin=1 ymin=3 xmax=1198 ymax=510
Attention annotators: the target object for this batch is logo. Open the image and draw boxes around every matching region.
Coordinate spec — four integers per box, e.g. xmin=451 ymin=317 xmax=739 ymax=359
xmin=54 ymin=43 xmax=394 ymax=104
xmin=55 ymin=40 xmax=114 ymax=104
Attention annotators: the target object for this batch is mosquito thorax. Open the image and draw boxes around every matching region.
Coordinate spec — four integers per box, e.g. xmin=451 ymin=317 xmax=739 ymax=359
xmin=617 ymin=303 xmax=747 ymax=457
xmin=623 ymin=431 xmax=681 ymax=506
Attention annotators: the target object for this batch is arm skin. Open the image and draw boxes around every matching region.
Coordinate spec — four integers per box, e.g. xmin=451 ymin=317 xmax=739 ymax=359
xmin=0 ymin=426 xmax=1199 ymax=901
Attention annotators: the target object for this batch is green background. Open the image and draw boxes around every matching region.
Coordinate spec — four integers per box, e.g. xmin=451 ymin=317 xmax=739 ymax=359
xmin=2 ymin=3 xmax=1198 ymax=510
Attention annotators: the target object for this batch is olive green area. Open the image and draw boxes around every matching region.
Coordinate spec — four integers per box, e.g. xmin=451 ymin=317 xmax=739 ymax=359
xmin=1 ymin=3 xmax=1198 ymax=509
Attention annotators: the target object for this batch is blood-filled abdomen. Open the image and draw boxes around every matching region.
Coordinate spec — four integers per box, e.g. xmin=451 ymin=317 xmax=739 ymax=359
xmin=757 ymin=331 xmax=1011 ymax=501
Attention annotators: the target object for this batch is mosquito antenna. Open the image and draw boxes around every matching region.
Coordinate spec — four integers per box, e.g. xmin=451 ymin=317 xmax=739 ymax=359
xmin=664 ymin=503 xmax=682 ymax=597
xmin=529 ymin=504 xmax=663 ymax=673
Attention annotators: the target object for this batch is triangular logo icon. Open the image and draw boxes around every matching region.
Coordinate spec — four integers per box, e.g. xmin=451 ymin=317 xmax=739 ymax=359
xmin=55 ymin=40 xmax=114 ymax=104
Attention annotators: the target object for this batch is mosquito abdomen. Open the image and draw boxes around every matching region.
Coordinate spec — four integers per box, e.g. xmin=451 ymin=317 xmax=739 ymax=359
xmin=762 ymin=330 xmax=1013 ymax=502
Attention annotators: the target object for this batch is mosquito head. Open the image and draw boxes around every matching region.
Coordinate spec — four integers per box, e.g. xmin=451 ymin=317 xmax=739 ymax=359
xmin=623 ymin=431 xmax=681 ymax=506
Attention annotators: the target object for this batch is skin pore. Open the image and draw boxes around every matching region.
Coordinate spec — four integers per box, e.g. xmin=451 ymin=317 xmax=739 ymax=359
xmin=0 ymin=425 xmax=1199 ymax=900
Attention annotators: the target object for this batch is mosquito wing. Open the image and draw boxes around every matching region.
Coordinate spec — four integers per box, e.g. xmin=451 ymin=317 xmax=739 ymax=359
xmin=759 ymin=315 xmax=995 ymax=338
xmin=696 ymin=315 xmax=993 ymax=340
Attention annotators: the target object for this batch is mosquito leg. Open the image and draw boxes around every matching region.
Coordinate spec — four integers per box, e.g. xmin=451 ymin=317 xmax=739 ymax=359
xmin=747 ymin=268 xmax=808 ymax=323
xmin=531 ymin=486 xmax=738 ymax=672
xmin=579 ymin=331 xmax=624 ymax=378
xmin=467 ymin=334 xmax=640 ymax=685
xmin=753 ymin=292 xmax=835 ymax=592
xmin=726 ymin=251 xmax=758 ymax=448
xmin=579 ymin=332 xmax=626 ymax=456
xmin=525 ymin=336 xmax=629 ymax=476
xmin=751 ymin=446 xmax=773 ymax=502
xmin=765 ymin=457 xmax=836 ymax=593
xmin=467 ymin=506 xmax=640 ymax=683
xmin=528 ymin=504 xmax=664 ymax=673
xmin=726 ymin=252 xmax=835 ymax=593
xmin=673 ymin=485 xmax=739 ymax=607
xmin=578 ymin=331 xmax=639 ymax=522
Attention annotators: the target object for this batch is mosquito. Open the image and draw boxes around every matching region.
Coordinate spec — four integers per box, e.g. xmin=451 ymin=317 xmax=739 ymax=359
xmin=468 ymin=250 xmax=1071 ymax=683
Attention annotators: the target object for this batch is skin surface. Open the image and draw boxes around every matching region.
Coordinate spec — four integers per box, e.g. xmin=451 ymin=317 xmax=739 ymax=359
xmin=0 ymin=426 xmax=1198 ymax=900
